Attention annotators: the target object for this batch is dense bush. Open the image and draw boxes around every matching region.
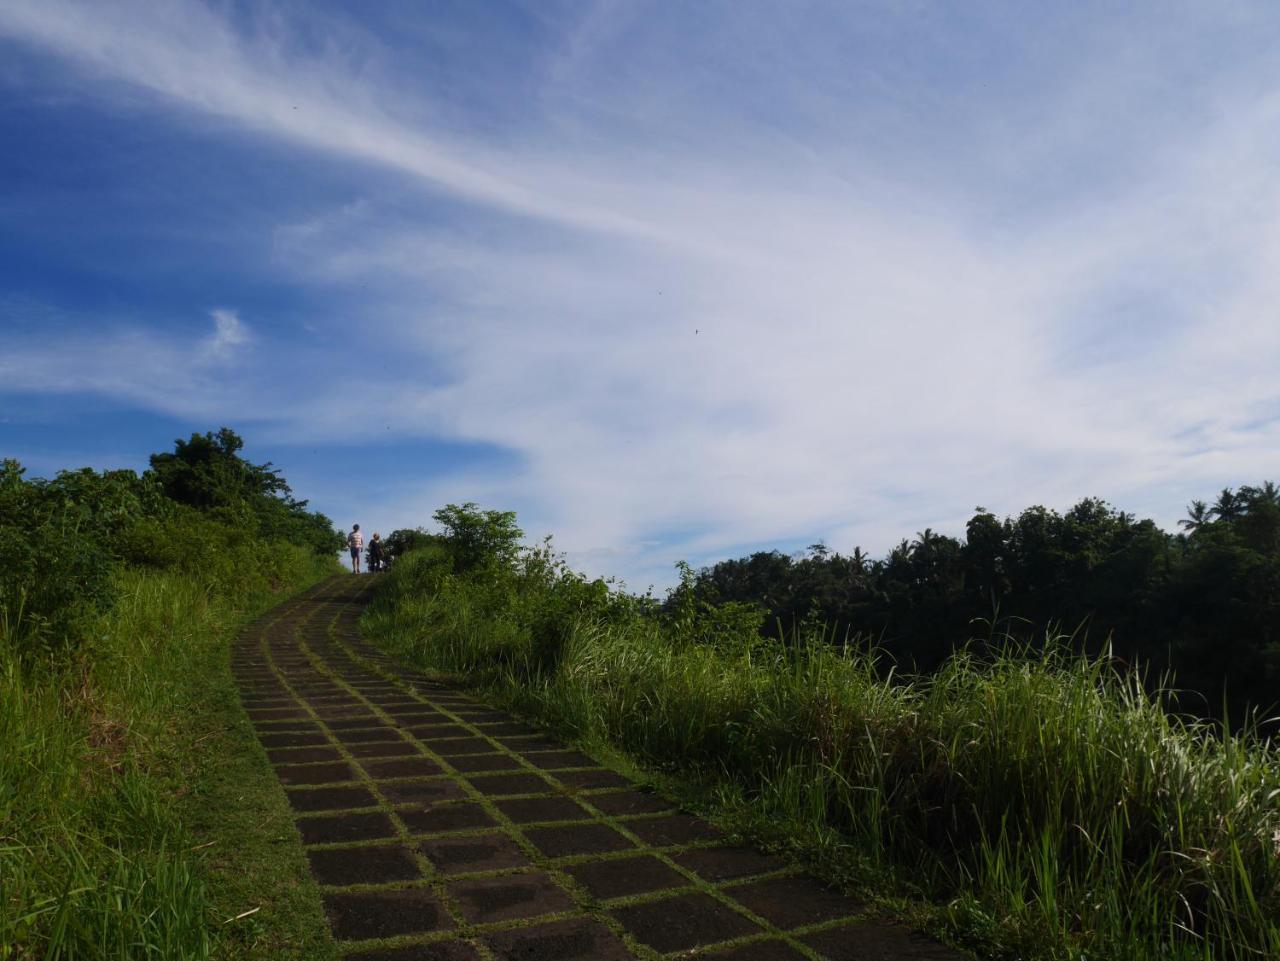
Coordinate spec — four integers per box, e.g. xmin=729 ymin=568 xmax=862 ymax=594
xmin=0 ymin=430 xmax=343 ymax=663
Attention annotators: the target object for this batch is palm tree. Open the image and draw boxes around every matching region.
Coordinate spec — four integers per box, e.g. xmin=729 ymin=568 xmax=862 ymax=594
xmin=1210 ymin=488 xmax=1243 ymax=523
xmin=1240 ymin=481 xmax=1280 ymax=509
xmin=1179 ymin=500 xmax=1212 ymax=532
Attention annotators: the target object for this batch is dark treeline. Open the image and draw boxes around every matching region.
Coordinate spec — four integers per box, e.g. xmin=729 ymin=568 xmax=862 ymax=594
xmin=679 ymin=484 xmax=1280 ymax=722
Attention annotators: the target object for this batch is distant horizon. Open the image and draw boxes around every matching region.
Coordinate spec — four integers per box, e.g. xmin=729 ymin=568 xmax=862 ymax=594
xmin=4 ymin=1 xmax=1280 ymax=591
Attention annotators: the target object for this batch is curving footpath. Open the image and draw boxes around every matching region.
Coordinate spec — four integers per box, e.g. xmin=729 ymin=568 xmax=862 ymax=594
xmin=232 ymin=575 xmax=967 ymax=961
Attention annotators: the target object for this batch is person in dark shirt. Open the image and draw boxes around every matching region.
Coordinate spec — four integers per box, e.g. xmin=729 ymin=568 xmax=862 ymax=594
xmin=368 ymin=532 xmax=385 ymax=572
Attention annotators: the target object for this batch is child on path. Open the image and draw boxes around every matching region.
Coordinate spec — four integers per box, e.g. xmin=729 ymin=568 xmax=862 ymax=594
xmin=368 ymin=532 xmax=385 ymax=572
xmin=347 ymin=524 xmax=363 ymax=573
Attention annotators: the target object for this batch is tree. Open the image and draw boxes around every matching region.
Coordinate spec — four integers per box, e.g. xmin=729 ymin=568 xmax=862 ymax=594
xmin=147 ymin=428 xmax=342 ymax=555
xmin=1210 ymin=488 xmax=1244 ymax=523
xmin=148 ymin=428 xmax=290 ymax=510
xmin=384 ymin=527 xmax=443 ymax=558
xmin=1180 ymin=500 xmax=1212 ymax=533
xmin=432 ymin=503 xmax=523 ymax=572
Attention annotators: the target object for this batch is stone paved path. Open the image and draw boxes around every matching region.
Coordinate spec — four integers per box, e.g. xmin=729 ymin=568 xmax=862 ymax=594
xmin=233 ymin=575 xmax=968 ymax=961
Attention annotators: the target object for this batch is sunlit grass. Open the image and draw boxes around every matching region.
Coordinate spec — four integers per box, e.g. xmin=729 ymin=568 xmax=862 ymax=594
xmin=0 ymin=546 xmax=336 ymax=960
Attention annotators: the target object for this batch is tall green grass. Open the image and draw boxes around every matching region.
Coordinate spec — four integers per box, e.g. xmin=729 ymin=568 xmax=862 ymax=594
xmin=0 ymin=543 xmax=335 ymax=960
xmin=364 ymin=547 xmax=1280 ymax=961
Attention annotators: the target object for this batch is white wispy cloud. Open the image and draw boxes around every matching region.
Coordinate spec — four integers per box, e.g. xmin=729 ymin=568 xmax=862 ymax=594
xmin=202 ymin=309 xmax=250 ymax=362
xmin=3 ymin=1 xmax=1280 ymax=588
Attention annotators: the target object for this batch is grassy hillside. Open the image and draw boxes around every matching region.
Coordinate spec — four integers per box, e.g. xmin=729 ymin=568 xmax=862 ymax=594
xmin=0 ymin=435 xmax=344 ymax=960
xmin=363 ymin=532 xmax=1280 ymax=961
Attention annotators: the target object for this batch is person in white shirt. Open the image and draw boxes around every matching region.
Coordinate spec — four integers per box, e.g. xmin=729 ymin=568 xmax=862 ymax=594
xmin=347 ymin=524 xmax=364 ymax=573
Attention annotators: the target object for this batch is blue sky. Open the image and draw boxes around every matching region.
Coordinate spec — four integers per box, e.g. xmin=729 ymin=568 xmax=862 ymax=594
xmin=3 ymin=1 xmax=1280 ymax=590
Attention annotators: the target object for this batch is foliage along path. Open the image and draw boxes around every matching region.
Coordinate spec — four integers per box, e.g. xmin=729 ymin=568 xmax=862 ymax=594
xmin=234 ymin=575 xmax=967 ymax=961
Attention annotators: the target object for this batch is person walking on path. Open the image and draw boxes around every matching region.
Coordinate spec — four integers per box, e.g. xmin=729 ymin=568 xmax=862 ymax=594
xmin=368 ymin=532 xmax=384 ymax=572
xmin=347 ymin=524 xmax=364 ymax=573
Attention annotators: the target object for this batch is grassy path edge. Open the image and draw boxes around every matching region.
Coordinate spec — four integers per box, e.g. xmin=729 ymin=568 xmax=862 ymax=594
xmin=174 ymin=575 xmax=343 ymax=961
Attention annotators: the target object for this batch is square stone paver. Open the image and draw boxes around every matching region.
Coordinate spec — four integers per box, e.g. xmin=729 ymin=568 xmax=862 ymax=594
xmin=298 ymin=811 xmax=398 ymax=845
xmin=674 ymin=847 xmax=788 ymax=882
xmin=565 ymin=854 xmax=687 ymax=900
xmin=447 ymin=754 xmax=522 ymax=773
xmin=405 ymin=722 xmax=471 ymax=738
xmin=727 ymin=877 xmax=863 ymax=930
xmin=335 ymin=728 xmax=404 ymax=745
xmin=361 ymin=757 xmax=443 ymax=779
xmin=423 ymin=736 xmax=495 ymax=756
xmin=493 ymin=796 xmax=590 ymax=824
xmin=347 ymin=740 xmax=422 ymax=758
xmin=485 ymin=917 xmax=635 ymax=961
xmin=400 ymin=802 xmax=498 ymax=835
xmin=586 ymin=791 xmax=674 ymax=818
xmin=447 ymin=871 xmax=575 ymax=923
xmin=323 ymin=888 xmax=452 ymax=941
xmin=553 ymin=769 xmax=632 ymax=791
xmin=326 ymin=718 xmax=387 ymax=731
xmin=419 ymin=832 xmax=532 ymax=874
xmin=800 ymin=922 xmax=966 ymax=960
xmin=286 ymin=786 xmax=379 ymax=813
xmin=612 ymin=892 xmax=760 ymax=953
xmin=267 ymin=746 xmax=345 ymax=765
xmin=475 ymin=722 xmax=540 ymax=737
xmin=524 ymin=750 xmax=596 ymax=770
xmin=276 ymin=761 xmax=358 ymax=786
xmin=625 ymin=813 xmax=724 ymax=847
xmin=465 ymin=772 xmax=553 ymax=796
xmin=312 ymin=706 xmax=377 ymax=720
xmin=523 ymin=822 xmax=635 ymax=858
xmin=378 ymin=779 xmax=467 ymax=807
xmin=343 ymin=941 xmax=481 ymax=961
xmin=381 ymin=704 xmax=440 ymax=716
xmin=308 ymin=844 xmax=422 ymax=886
